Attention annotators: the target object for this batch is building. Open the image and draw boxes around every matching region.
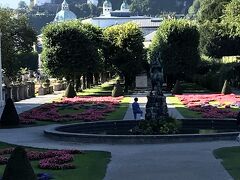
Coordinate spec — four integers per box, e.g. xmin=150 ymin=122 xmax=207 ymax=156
xmin=87 ymin=0 xmax=98 ymax=7
xmin=83 ymin=0 xmax=155 ymax=29
xmin=54 ymin=0 xmax=77 ymax=22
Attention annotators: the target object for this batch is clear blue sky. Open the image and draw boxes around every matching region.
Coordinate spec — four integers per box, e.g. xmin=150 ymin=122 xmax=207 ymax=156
xmin=0 ymin=0 xmax=29 ymax=9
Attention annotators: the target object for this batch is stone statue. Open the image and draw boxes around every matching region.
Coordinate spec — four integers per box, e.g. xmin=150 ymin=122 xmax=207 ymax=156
xmin=150 ymin=56 xmax=163 ymax=94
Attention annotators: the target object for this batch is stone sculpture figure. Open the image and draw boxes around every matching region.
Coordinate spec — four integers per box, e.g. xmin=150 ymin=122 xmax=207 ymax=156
xmin=150 ymin=56 xmax=163 ymax=94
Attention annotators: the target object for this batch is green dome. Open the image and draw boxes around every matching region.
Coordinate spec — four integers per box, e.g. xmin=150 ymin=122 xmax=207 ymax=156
xmin=54 ymin=0 xmax=77 ymax=22
xmin=103 ymin=0 xmax=112 ymax=8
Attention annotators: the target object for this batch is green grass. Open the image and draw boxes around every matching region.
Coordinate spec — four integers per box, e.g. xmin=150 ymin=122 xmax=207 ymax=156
xmin=77 ymin=82 xmax=115 ymax=96
xmin=105 ymin=97 xmax=131 ymax=120
xmin=214 ymin=146 xmax=240 ymax=179
xmin=0 ymin=142 xmax=111 ymax=180
xmin=167 ymin=96 xmax=202 ymax=118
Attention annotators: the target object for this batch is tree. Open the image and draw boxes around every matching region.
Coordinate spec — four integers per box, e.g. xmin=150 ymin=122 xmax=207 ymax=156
xmin=18 ymin=1 xmax=28 ymax=11
xmin=196 ymin=0 xmax=231 ymax=22
xmin=199 ymin=21 xmax=240 ymax=58
xmin=42 ymin=21 xmax=103 ymax=86
xmin=221 ymin=0 xmax=240 ymax=37
xmin=103 ymin=22 xmax=146 ymax=92
xmin=150 ymin=19 xmax=200 ymax=88
xmin=0 ymin=8 xmax=36 ymax=80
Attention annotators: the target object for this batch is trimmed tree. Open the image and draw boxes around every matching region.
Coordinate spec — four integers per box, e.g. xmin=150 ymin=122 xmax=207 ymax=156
xmin=0 ymin=98 xmax=20 ymax=127
xmin=103 ymin=22 xmax=146 ymax=92
xmin=42 ymin=21 xmax=103 ymax=88
xmin=150 ymin=19 xmax=200 ymax=88
xmin=221 ymin=80 xmax=231 ymax=95
xmin=172 ymin=80 xmax=183 ymax=95
xmin=2 ymin=146 xmax=37 ymax=180
xmin=65 ymin=83 xmax=77 ymax=98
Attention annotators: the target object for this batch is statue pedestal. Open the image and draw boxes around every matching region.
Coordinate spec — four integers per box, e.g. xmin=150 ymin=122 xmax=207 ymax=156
xmin=145 ymin=92 xmax=168 ymax=120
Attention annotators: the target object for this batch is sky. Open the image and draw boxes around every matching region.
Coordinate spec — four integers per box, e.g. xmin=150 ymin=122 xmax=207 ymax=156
xmin=0 ymin=0 xmax=29 ymax=9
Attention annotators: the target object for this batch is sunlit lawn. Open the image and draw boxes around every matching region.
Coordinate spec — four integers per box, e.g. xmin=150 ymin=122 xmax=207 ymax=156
xmin=167 ymin=96 xmax=202 ymax=118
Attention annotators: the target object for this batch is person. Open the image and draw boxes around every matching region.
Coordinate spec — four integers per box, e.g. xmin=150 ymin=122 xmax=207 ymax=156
xmin=132 ymin=97 xmax=143 ymax=120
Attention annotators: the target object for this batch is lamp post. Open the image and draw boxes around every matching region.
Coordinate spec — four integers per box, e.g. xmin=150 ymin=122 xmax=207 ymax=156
xmin=0 ymin=30 xmax=4 ymax=107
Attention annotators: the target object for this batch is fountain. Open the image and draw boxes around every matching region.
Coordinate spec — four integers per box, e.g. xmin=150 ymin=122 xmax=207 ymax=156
xmin=44 ymin=56 xmax=240 ymax=144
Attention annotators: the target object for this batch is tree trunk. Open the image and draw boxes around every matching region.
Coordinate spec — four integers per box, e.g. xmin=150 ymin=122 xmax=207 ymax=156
xmin=75 ymin=74 xmax=81 ymax=92
xmin=87 ymin=72 xmax=93 ymax=89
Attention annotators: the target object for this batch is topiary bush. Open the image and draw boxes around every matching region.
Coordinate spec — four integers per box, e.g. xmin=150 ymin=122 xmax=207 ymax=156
xmin=65 ymin=83 xmax=76 ymax=98
xmin=2 ymin=146 xmax=37 ymax=180
xmin=0 ymin=98 xmax=19 ymax=127
xmin=172 ymin=80 xmax=183 ymax=95
xmin=221 ymin=80 xmax=232 ymax=95
xmin=112 ymin=80 xmax=124 ymax=97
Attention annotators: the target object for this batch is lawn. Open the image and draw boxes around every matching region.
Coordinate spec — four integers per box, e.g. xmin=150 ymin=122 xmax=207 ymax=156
xmin=0 ymin=142 xmax=111 ymax=180
xmin=214 ymin=146 xmax=240 ymax=179
xmin=167 ymin=94 xmax=240 ymax=118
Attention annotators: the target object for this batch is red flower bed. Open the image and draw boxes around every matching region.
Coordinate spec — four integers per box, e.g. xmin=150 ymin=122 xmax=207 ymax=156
xmin=19 ymin=96 xmax=123 ymax=124
xmin=176 ymin=94 xmax=240 ymax=118
xmin=0 ymin=148 xmax=82 ymax=170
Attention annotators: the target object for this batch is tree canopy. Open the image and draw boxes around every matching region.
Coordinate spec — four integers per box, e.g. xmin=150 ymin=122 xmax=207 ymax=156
xmin=41 ymin=21 xmax=103 ymax=81
xmin=103 ymin=22 xmax=146 ymax=92
xmin=150 ymin=19 xmax=200 ymax=86
xmin=0 ymin=8 xmax=36 ymax=80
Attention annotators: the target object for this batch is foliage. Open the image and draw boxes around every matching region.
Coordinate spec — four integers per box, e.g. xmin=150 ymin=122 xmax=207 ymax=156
xmin=0 ymin=98 xmax=20 ymax=127
xmin=196 ymin=0 xmax=231 ymax=22
xmin=76 ymin=3 xmax=101 ymax=18
xmin=221 ymin=0 xmax=240 ymax=37
xmin=42 ymin=21 xmax=103 ymax=82
xmin=0 ymin=8 xmax=37 ymax=80
xmin=132 ymin=117 xmax=181 ymax=135
xmin=103 ymin=22 xmax=146 ymax=92
xmin=221 ymin=80 xmax=231 ymax=95
xmin=2 ymin=146 xmax=37 ymax=180
xmin=172 ymin=80 xmax=183 ymax=95
xmin=150 ymin=19 xmax=200 ymax=86
xmin=17 ymin=52 xmax=38 ymax=71
xmin=187 ymin=0 xmax=200 ymax=18
xmin=199 ymin=21 xmax=240 ymax=58
xmin=65 ymin=83 xmax=76 ymax=98
xmin=130 ymin=0 xmax=193 ymax=16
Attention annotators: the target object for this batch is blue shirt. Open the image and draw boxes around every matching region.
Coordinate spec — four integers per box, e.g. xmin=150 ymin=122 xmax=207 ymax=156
xmin=132 ymin=102 xmax=140 ymax=113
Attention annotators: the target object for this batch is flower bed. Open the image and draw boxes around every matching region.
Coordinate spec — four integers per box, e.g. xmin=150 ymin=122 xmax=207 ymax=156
xmin=19 ymin=96 xmax=123 ymax=124
xmin=176 ymin=94 xmax=240 ymax=118
xmin=0 ymin=148 xmax=82 ymax=170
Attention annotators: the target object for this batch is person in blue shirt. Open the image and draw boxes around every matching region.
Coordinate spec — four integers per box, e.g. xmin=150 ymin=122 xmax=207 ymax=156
xmin=132 ymin=97 xmax=143 ymax=120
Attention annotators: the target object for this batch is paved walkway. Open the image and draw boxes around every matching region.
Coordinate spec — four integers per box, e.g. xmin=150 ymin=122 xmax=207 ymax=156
xmin=0 ymin=92 xmax=238 ymax=179
xmin=123 ymin=92 xmax=183 ymax=120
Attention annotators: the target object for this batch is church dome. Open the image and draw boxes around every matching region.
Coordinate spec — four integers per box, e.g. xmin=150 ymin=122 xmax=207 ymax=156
xmin=120 ymin=0 xmax=130 ymax=12
xmin=54 ymin=0 xmax=77 ymax=22
xmin=103 ymin=0 xmax=112 ymax=8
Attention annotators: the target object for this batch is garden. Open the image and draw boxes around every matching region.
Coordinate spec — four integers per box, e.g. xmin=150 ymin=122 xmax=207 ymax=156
xmin=168 ymin=93 xmax=240 ymax=119
xmin=0 ymin=142 xmax=110 ymax=180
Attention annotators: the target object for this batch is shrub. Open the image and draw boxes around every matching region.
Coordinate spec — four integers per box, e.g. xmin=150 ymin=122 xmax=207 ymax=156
xmin=131 ymin=117 xmax=181 ymax=135
xmin=0 ymin=98 xmax=20 ymax=127
xmin=112 ymin=80 xmax=124 ymax=97
xmin=221 ymin=80 xmax=232 ymax=94
xmin=172 ymin=80 xmax=183 ymax=95
xmin=2 ymin=146 xmax=37 ymax=180
xmin=65 ymin=83 xmax=76 ymax=98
